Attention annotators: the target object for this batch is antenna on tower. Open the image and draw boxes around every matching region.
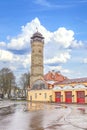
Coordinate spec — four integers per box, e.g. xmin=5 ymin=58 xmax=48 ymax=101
xmin=36 ymin=27 xmax=38 ymax=32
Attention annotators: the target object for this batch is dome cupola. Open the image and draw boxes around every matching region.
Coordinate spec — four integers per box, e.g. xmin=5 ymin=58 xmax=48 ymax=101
xmin=31 ymin=31 xmax=44 ymax=43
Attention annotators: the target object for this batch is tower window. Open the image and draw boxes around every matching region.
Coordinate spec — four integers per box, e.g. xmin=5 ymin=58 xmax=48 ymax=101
xmin=39 ymin=50 xmax=41 ymax=53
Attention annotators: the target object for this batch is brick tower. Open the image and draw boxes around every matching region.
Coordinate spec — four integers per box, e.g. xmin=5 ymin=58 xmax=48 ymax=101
xmin=30 ymin=31 xmax=44 ymax=87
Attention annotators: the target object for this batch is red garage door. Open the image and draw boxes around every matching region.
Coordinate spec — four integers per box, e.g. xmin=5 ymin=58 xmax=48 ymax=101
xmin=55 ymin=92 xmax=61 ymax=103
xmin=77 ymin=91 xmax=85 ymax=103
xmin=65 ymin=91 xmax=72 ymax=103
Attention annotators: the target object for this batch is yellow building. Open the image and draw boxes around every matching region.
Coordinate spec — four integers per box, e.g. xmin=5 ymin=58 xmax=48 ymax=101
xmin=28 ymin=70 xmax=87 ymax=104
xmin=28 ymin=90 xmax=53 ymax=102
xmin=27 ymin=79 xmax=53 ymax=102
xmin=53 ymin=77 xmax=87 ymax=104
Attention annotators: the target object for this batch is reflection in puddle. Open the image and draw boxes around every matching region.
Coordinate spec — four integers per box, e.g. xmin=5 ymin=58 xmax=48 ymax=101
xmin=0 ymin=101 xmax=87 ymax=130
xmin=77 ymin=107 xmax=85 ymax=114
xmin=29 ymin=110 xmax=44 ymax=130
xmin=27 ymin=102 xmax=55 ymax=111
xmin=27 ymin=102 xmax=44 ymax=111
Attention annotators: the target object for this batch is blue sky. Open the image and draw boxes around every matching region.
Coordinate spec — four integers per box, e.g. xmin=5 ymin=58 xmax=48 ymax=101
xmin=0 ymin=0 xmax=87 ymax=80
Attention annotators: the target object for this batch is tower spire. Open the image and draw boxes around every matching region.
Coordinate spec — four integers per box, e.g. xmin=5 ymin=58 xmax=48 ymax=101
xmin=36 ymin=27 xmax=38 ymax=32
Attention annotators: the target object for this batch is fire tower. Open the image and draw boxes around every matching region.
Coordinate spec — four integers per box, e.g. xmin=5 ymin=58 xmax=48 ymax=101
xmin=30 ymin=31 xmax=44 ymax=87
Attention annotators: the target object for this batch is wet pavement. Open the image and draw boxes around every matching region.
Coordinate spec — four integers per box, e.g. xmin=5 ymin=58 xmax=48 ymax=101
xmin=0 ymin=100 xmax=87 ymax=130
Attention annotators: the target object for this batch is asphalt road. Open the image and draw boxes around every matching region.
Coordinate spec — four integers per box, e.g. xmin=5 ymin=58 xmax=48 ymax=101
xmin=0 ymin=101 xmax=87 ymax=130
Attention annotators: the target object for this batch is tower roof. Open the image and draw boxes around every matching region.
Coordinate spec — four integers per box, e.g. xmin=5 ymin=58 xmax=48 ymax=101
xmin=31 ymin=31 xmax=44 ymax=39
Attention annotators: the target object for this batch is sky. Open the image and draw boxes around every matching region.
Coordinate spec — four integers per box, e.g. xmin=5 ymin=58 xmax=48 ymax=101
xmin=0 ymin=0 xmax=87 ymax=82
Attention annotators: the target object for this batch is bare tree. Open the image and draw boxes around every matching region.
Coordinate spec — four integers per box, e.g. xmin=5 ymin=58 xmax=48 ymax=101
xmin=0 ymin=68 xmax=16 ymax=98
xmin=20 ymin=72 xmax=30 ymax=89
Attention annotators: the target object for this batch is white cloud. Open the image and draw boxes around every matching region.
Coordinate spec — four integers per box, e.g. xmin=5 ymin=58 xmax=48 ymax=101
xmin=22 ymin=54 xmax=31 ymax=68
xmin=0 ymin=42 xmax=7 ymax=50
xmin=45 ymin=52 xmax=71 ymax=64
xmin=8 ymin=37 xmax=26 ymax=50
xmin=0 ymin=49 xmax=31 ymax=71
xmin=7 ymin=17 xmax=83 ymax=51
xmin=7 ymin=17 xmax=52 ymax=50
xmin=83 ymin=58 xmax=87 ymax=64
xmin=52 ymin=27 xmax=84 ymax=48
xmin=0 ymin=17 xmax=86 ymax=79
xmin=71 ymin=40 xmax=83 ymax=48
xmin=0 ymin=49 xmax=13 ymax=61
xmin=52 ymin=27 xmax=74 ymax=48
xmin=44 ymin=65 xmax=71 ymax=75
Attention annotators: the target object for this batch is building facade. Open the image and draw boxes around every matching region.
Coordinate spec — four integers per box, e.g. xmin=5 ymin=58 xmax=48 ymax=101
xmin=28 ymin=31 xmax=87 ymax=104
xmin=53 ymin=77 xmax=87 ymax=104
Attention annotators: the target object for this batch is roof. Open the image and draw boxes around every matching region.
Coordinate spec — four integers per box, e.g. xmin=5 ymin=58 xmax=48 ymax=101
xmin=31 ymin=80 xmax=48 ymax=90
xmin=44 ymin=71 xmax=87 ymax=86
xmin=54 ymin=77 xmax=87 ymax=85
xmin=44 ymin=70 xmax=67 ymax=83
xmin=31 ymin=31 xmax=44 ymax=39
xmin=53 ymin=84 xmax=87 ymax=90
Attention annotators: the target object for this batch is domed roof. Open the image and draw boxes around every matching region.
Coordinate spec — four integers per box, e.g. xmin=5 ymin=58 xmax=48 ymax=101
xmin=31 ymin=31 xmax=44 ymax=39
xmin=31 ymin=80 xmax=48 ymax=90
